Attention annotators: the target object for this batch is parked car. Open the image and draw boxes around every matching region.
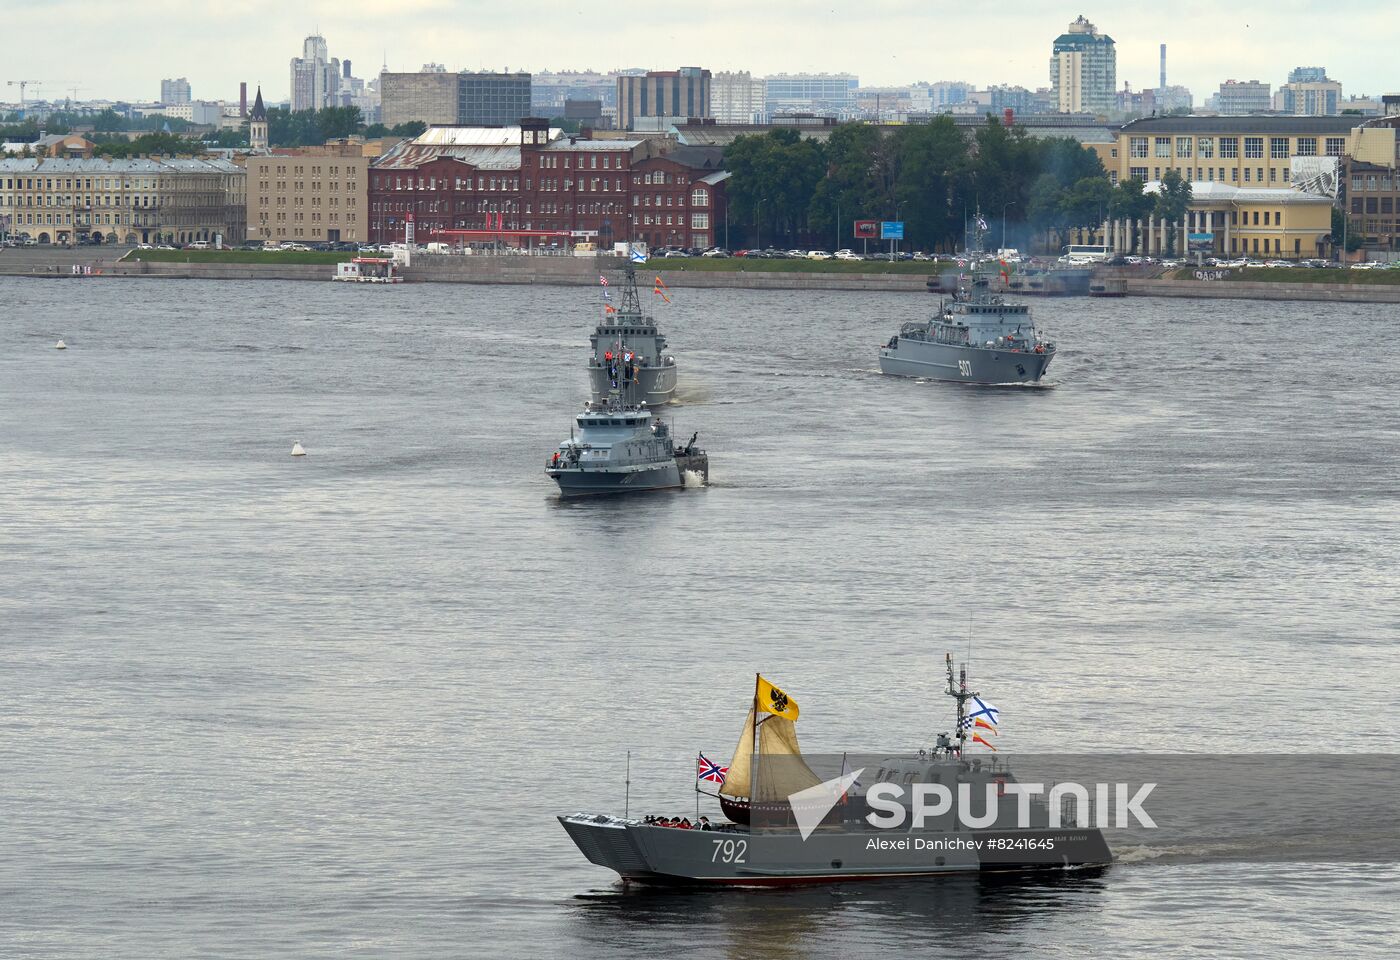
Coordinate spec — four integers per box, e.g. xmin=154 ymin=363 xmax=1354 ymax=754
xmin=662 ymin=249 xmax=691 ymax=258
xmin=701 ymin=248 xmax=730 ymax=258
xmin=806 ymin=250 xmax=831 ymax=260
xmin=834 ymin=250 xmax=861 ymax=261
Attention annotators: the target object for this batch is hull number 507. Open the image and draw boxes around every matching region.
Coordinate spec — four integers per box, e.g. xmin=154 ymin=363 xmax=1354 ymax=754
xmin=712 ymin=839 xmax=747 ymax=863
xmin=957 ymin=360 xmax=972 ymax=377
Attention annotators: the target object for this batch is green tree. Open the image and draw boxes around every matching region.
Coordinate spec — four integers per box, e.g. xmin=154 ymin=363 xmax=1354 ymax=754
xmin=92 ymin=109 xmax=125 ymax=133
xmin=202 ymin=126 xmax=248 ymax=148
xmin=891 ymin=117 xmax=971 ymax=251
xmin=1152 ymin=169 xmax=1194 ymax=256
xmin=1331 ymin=206 xmax=1363 ymax=253
xmin=1109 ymin=177 xmax=1155 ymax=253
xmin=93 ymin=131 xmax=206 ymax=158
xmin=724 ymin=128 xmax=826 ymax=246
xmin=316 ymin=106 xmax=364 ymax=140
xmin=807 ymin=122 xmax=884 ymax=248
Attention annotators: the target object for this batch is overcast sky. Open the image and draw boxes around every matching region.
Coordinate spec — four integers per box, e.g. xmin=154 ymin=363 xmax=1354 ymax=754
xmin=5 ymin=0 xmax=1394 ymax=105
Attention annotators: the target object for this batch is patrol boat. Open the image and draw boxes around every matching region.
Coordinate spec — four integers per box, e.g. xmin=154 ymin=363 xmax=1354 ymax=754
xmin=589 ymin=264 xmax=677 ymax=405
xmin=879 ymin=274 xmax=1055 ymax=385
xmin=545 ymin=397 xmax=707 ymax=497
xmin=559 ymin=655 xmax=1111 ymax=885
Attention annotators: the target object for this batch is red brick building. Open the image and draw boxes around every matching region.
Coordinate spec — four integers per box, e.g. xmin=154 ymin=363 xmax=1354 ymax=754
xmin=368 ymin=118 xmax=728 ymax=250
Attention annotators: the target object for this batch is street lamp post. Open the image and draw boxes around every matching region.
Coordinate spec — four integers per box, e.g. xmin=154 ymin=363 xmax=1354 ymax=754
xmin=1001 ymin=201 xmax=1018 ymax=253
xmin=756 ymin=197 xmax=766 ymax=250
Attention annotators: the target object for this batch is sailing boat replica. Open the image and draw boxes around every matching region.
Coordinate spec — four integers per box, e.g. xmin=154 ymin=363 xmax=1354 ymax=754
xmin=715 ymin=674 xmax=823 ymax=825
xmin=558 ymin=661 xmax=1112 ymax=886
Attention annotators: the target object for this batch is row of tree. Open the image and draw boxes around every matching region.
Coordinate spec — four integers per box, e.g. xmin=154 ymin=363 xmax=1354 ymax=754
xmin=724 ymin=118 xmax=1197 ymax=255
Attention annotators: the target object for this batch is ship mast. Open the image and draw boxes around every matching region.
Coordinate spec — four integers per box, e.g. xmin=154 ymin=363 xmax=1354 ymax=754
xmin=945 ymin=652 xmax=978 ymax=756
xmin=619 ymin=261 xmax=643 ymax=316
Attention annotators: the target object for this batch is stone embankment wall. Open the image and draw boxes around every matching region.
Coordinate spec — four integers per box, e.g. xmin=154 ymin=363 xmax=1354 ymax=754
xmin=6 ymin=248 xmax=1400 ymax=302
xmin=1125 ymin=278 xmax=1400 ymax=303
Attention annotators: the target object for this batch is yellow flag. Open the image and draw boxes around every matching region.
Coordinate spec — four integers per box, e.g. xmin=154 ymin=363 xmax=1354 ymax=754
xmin=757 ymin=675 xmax=799 ymax=721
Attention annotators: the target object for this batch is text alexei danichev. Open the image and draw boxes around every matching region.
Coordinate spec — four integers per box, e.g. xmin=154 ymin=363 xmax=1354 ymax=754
xmin=866 ymin=837 xmax=982 ymax=851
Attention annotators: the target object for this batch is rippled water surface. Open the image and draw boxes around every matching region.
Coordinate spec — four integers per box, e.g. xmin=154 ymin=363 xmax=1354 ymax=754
xmin=2 ymin=276 xmax=1397 ymax=958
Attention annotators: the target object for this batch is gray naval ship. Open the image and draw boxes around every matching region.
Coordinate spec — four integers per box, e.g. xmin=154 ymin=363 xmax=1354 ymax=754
xmin=545 ymin=396 xmax=707 ymax=497
xmin=560 ymin=655 xmax=1111 ymax=885
xmin=879 ymin=274 xmax=1055 ymax=385
xmin=588 ymin=264 xmax=677 ymax=406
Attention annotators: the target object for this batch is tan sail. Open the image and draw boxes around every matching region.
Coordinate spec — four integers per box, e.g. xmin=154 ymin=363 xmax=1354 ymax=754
xmin=753 ymin=716 xmax=822 ymax=801
xmin=717 ymin=707 xmax=822 ymax=801
xmin=718 ymin=706 xmax=755 ymax=798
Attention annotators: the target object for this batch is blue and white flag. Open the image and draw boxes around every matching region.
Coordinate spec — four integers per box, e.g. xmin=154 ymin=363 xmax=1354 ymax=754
xmin=959 ymin=695 xmax=1000 ymax=730
xmin=629 ymin=248 xmax=648 ymax=264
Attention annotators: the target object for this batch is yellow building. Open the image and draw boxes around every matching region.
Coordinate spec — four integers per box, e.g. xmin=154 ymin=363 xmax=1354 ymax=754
xmin=1108 ymin=116 xmax=1360 ymax=189
xmin=1100 ymin=182 xmax=1334 ymax=259
xmin=245 ymin=141 xmax=370 ymax=243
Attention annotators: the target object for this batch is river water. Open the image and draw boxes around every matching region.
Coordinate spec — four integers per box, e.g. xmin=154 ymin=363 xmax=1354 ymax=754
xmin=2 ymin=276 xmax=1397 ymax=958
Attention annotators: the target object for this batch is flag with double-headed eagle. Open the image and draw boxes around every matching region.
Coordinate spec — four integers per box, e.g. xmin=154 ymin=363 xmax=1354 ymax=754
xmin=757 ymin=675 xmax=799 ymax=721
xmin=697 ymin=753 xmax=728 ymax=784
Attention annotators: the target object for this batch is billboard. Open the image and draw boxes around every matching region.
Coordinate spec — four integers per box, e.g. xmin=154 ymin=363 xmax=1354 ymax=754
xmin=1188 ymin=232 xmax=1214 ymax=252
xmin=880 ymin=221 xmax=905 ymax=240
xmin=854 ymin=220 xmax=879 ymax=239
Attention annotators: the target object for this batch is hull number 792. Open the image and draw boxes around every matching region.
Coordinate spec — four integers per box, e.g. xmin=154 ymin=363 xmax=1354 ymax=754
xmin=711 ymin=839 xmax=747 ymax=863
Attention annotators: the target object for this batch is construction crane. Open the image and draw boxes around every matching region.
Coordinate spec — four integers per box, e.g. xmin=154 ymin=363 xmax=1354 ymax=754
xmin=57 ymin=83 xmax=86 ymax=112
xmin=7 ymin=80 xmax=42 ymax=119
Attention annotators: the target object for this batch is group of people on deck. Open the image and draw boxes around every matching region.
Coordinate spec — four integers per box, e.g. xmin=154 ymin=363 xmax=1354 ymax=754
xmin=643 ymin=815 xmax=713 ymax=830
xmin=603 ymin=349 xmax=639 ymax=387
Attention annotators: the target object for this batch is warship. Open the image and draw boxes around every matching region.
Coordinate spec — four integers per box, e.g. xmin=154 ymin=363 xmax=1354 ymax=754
xmin=545 ymin=397 xmax=707 ymax=497
xmin=880 ymin=273 xmax=1055 ymax=385
xmin=588 ymin=264 xmax=677 ymax=406
xmin=559 ymin=656 xmax=1111 ymax=885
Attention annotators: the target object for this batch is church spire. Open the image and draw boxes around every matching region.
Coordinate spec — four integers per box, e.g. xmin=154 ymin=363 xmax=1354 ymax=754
xmin=248 ymin=85 xmax=269 ymax=151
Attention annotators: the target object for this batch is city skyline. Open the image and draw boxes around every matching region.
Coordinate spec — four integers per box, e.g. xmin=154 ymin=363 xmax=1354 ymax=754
xmin=4 ymin=1 xmax=1395 ymax=107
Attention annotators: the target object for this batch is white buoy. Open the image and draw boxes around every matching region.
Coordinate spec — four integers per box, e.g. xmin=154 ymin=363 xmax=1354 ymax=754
xmin=55 ymin=339 xmax=67 ymax=350
xmin=291 ymin=442 xmax=306 ymax=457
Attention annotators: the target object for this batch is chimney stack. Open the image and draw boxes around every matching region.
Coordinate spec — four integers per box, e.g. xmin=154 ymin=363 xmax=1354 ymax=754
xmin=239 ymin=82 xmax=247 ymax=117
xmin=1160 ymin=44 xmax=1167 ymax=92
